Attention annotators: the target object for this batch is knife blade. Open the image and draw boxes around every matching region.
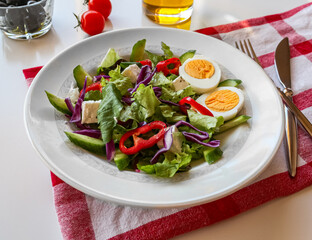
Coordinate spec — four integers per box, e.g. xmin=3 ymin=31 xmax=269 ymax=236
xmin=274 ymin=37 xmax=298 ymax=177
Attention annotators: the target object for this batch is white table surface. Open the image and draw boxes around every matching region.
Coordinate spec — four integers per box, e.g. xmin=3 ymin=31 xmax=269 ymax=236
xmin=1 ymin=0 xmax=311 ymax=239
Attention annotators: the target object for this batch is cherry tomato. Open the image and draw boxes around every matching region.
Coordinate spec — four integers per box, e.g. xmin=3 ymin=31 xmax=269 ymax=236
xmin=80 ymin=10 xmax=105 ymax=36
xmin=88 ymin=0 xmax=112 ymax=19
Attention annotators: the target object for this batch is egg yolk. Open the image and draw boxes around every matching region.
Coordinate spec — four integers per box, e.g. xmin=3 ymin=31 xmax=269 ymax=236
xmin=205 ymin=90 xmax=239 ymax=112
xmin=184 ymin=59 xmax=215 ymax=79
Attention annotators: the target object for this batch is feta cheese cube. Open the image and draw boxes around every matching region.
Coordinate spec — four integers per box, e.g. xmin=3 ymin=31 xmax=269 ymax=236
xmin=122 ymin=64 xmax=141 ymax=83
xmin=172 ymin=76 xmax=189 ymax=91
xmin=81 ymin=100 xmax=101 ymax=124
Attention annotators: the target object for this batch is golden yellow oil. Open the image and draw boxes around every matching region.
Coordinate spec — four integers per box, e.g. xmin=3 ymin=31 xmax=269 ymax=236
xmin=143 ymin=0 xmax=193 ymax=25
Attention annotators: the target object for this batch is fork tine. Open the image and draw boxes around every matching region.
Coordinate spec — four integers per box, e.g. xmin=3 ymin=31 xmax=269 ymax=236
xmin=239 ymin=41 xmax=246 ymax=54
xmin=235 ymin=41 xmax=239 ymax=50
xmin=246 ymin=39 xmax=261 ymax=65
xmin=243 ymin=40 xmax=252 ymax=58
xmin=235 ymin=39 xmax=261 ymax=66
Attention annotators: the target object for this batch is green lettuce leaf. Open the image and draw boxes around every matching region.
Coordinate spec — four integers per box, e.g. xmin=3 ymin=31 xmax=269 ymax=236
xmin=84 ymin=90 xmax=102 ymax=101
xmin=138 ymin=164 xmax=155 ymax=174
xmin=112 ymin=124 xmax=128 ymax=143
xmin=145 ymin=50 xmax=165 ymax=67
xmin=187 ymin=110 xmax=224 ymax=135
xmin=157 ymin=105 xmax=186 ymax=123
xmin=167 ymin=74 xmax=178 ymax=81
xmin=97 ymin=83 xmax=123 ymax=144
xmin=108 ymin=65 xmax=133 ymax=95
xmin=119 ymin=105 xmax=135 ymax=122
xmin=166 ymin=114 xmax=187 ymax=124
xmin=159 ymin=104 xmax=175 ymax=118
xmin=97 ymin=48 xmax=121 ymax=74
xmin=112 ymin=121 xmax=138 ymax=143
xmin=138 ymin=152 xmax=192 ymax=177
xmin=160 ymin=85 xmax=195 ymax=103
xmin=182 ymin=142 xmax=205 ymax=160
xmin=161 ymin=41 xmax=173 ymax=59
xmin=131 ymin=84 xmax=161 ymax=122
xmin=203 ymin=147 xmax=223 ymax=164
xmin=130 ymin=39 xmax=146 ymax=62
xmin=99 ymin=48 xmax=121 ymax=69
xmin=151 ymin=72 xmax=172 ymax=87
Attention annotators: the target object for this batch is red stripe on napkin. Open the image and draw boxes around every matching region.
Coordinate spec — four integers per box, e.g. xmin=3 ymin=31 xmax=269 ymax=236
xmin=293 ymin=88 xmax=312 ymax=111
xmin=293 ymin=41 xmax=312 ymax=62
xmin=111 ymin=196 xmax=240 ymax=240
xmin=50 ymin=172 xmax=64 ymax=187
xmin=22 ymin=66 xmax=43 ymax=87
xmin=196 ymin=27 xmax=222 ymax=40
xmin=298 ymin=127 xmax=312 ymax=164
xmin=22 ymin=66 xmax=43 ymax=79
xmin=258 ymin=52 xmax=275 ymax=69
xmin=54 ymin=183 xmax=96 ymax=240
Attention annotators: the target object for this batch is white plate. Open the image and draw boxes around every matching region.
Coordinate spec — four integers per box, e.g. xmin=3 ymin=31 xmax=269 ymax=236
xmin=24 ymin=27 xmax=284 ymax=208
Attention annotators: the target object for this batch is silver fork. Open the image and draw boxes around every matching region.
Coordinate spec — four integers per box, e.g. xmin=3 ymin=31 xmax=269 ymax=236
xmin=234 ymin=39 xmax=312 ymax=140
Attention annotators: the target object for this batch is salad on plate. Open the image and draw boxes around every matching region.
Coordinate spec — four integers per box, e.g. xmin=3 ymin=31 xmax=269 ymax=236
xmin=45 ymin=39 xmax=251 ymax=178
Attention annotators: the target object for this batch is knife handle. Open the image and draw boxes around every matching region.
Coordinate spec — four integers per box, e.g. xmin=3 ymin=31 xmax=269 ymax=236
xmin=284 ymin=105 xmax=298 ymax=177
xmin=277 ymin=88 xmax=312 ymax=137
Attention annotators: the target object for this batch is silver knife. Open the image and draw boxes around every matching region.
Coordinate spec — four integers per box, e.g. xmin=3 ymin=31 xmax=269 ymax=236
xmin=274 ymin=37 xmax=297 ymax=177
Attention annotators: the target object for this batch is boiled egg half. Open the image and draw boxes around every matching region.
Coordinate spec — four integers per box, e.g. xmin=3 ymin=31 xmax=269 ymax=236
xmin=195 ymin=86 xmax=245 ymax=121
xmin=179 ymin=55 xmax=221 ymax=94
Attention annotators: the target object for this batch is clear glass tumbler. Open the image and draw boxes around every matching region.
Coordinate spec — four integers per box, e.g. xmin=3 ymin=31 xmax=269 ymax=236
xmin=0 ymin=0 xmax=54 ymax=40
xmin=142 ymin=0 xmax=193 ymax=25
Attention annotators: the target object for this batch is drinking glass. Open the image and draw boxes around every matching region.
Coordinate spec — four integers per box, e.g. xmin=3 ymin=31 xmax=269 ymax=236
xmin=142 ymin=0 xmax=193 ymax=25
xmin=0 ymin=0 xmax=54 ymax=40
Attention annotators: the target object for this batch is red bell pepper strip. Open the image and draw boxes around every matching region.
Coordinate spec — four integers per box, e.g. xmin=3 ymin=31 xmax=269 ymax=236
xmin=156 ymin=57 xmax=181 ymax=76
xmin=179 ymin=96 xmax=214 ymax=116
xmin=119 ymin=121 xmax=167 ymax=155
xmin=79 ymin=81 xmax=102 ymax=96
xmin=138 ymin=59 xmax=152 ymax=67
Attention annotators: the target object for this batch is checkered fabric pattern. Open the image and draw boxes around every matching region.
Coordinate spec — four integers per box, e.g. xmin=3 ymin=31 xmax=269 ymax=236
xmin=23 ymin=3 xmax=312 ymax=240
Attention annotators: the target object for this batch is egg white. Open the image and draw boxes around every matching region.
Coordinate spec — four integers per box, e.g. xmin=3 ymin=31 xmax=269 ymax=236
xmin=179 ymin=55 xmax=221 ymax=94
xmin=195 ymin=87 xmax=245 ymax=121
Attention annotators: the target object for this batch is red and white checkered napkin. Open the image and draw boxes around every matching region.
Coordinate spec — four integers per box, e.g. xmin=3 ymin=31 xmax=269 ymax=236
xmin=23 ymin=3 xmax=312 ymax=239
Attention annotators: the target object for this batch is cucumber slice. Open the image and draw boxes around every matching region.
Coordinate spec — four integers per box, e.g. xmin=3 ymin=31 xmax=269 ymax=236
xmin=203 ymin=147 xmax=223 ymax=164
xmin=216 ymin=115 xmax=251 ymax=134
xmin=114 ymin=149 xmax=130 ymax=170
xmin=218 ymin=79 xmax=242 ymax=87
xmin=45 ymin=91 xmax=72 ymax=115
xmin=73 ymin=65 xmax=93 ymax=89
xmin=65 ymin=132 xmax=106 ymax=155
xmin=179 ymin=50 xmax=196 ymax=64
xmin=130 ymin=39 xmax=146 ymax=62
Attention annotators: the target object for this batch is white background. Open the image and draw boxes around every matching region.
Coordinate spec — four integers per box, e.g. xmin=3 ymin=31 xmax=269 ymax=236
xmin=0 ymin=0 xmax=311 ymax=239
